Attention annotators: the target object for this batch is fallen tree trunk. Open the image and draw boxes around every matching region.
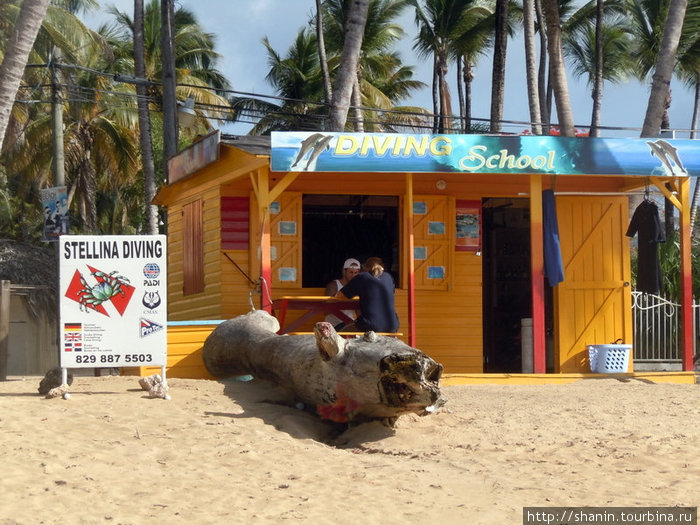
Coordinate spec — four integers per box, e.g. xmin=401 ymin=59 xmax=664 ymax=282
xmin=202 ymin=310 xmax=444 ymax=423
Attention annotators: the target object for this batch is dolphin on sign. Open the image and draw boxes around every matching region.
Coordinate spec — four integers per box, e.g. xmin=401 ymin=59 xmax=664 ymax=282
xmin=291 ymin=133 xmax=333 ymax=170
xmin=646 ymin=139 xmax=688 ymax=176
xmin=304 ymin=135 xmax=333 ymax=170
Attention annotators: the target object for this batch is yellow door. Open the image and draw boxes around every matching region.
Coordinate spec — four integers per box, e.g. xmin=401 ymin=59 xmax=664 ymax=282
xmin=555 ymin=197 xmax=632 ymax=372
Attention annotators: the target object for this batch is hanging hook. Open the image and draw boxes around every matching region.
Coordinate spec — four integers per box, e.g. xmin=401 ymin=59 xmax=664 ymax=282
xmin=644 ymin=177 xmax=650 ymax=201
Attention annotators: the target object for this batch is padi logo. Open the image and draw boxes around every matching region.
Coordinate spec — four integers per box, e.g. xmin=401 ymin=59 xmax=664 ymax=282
xmin=140 ymin=318 xmax=164 ymax=338
xmin=143 ymin=263 xmax=160 ymax=279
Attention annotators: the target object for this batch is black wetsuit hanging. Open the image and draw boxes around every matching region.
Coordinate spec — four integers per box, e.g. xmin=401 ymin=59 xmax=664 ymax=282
xmin=626 ymin=199 xmax=665 ymax=294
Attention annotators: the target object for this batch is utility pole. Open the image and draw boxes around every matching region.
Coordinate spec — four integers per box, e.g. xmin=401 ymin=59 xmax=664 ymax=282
xmin=160 ymin=0 xmax=177 ymax=183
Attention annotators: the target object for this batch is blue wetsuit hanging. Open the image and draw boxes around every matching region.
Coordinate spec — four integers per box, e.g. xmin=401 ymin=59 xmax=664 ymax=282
xmin=542 ymin=189 xmax=565 ymax=286
xmin=626 ymin=198 xmax=665 ymax=294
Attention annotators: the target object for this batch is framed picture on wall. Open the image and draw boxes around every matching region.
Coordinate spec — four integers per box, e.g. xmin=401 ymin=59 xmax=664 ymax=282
xmin=455 ymin=200 xmax=481 ymax=252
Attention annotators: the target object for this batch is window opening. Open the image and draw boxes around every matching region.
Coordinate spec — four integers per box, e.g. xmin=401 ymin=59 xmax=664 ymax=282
xmin=302 ymin=194 xmax=399 ymax=288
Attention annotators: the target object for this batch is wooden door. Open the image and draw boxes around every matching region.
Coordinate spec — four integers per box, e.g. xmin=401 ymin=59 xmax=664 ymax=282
xmin=554 ymin=197 xmax=632 ymax=372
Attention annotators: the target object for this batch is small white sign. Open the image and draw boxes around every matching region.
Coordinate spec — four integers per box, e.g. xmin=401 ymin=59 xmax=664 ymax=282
xmin=59 ymin=235 xmax=167 ymax=368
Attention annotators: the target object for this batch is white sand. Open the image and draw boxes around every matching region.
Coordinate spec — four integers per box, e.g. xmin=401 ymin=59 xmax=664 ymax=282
xmin=0 ymin=375 xmax=698 ymax=524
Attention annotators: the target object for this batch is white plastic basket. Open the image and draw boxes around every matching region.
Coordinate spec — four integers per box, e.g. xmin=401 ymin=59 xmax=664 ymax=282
xmin=587 ymin=344 xmax=632 ymax=373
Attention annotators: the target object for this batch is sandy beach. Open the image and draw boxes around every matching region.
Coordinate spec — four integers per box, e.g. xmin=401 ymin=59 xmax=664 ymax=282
xmin=0 ymin=375 xmax=698 ymax=524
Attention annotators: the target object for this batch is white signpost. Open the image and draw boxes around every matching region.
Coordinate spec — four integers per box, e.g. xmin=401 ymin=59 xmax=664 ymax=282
xmin=58 ymin=235 xmax=168 ymax=393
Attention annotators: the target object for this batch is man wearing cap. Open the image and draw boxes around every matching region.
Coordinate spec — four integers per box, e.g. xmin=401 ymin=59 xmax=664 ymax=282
xmin=324 ymin=258 xmax=361 ymax=330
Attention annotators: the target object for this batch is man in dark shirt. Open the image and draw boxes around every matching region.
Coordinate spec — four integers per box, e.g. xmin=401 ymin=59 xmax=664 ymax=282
xmin=335 ymin=257 xmax=399 ymax=333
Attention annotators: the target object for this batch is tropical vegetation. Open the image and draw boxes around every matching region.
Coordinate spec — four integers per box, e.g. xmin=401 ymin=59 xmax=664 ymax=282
xmin=0 ymin=0 xmax=698 ymax=248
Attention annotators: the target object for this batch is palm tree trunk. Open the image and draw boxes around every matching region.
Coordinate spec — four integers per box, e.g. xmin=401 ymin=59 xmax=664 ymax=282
xmin=535 ymin=0 xmax=550 ymax=132
xmin=589 ymin=0 xmax=605 ymax=137
xmin=464 ymin=57 xmax=474 ymax=133
xmin=134 ymin=0 xmax=158 ymax=235
xmin=161 ymin=0 xmax=178 ymax=178
xmin=523 ymin=0 xmax=542 ymax=135
xmin=316 ymin=0 xmax=333 ymax=104
xmin=0 ymin=0 xmax=51 ymax=152
xmin=641 ymin=0 xmax=688 ymax=137
xmin=437 ymin=52 xmax=452 ymax=133
xmin=352 ymin=74 xmax=364 ymax=132
xmin=328 ymin=0 xmax=370 ymax=132
xmin=432 ymin=54 xmax=439 ymax=133
xmin=490 ymin=0 xmax=508 ymax=133
xmin=456 ymin=58 xmax=465 ymax=133
xmin=541 ymin=0 xmax=575 ymax=136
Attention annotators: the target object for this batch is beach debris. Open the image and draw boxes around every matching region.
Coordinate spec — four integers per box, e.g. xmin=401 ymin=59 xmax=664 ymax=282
xmin=201 ymin=310 xmax=444 ymax=424
xmin=46 ymin=383 xmax=70 ymax=399
xmin=38 ymin=367 xmax=73 ymax=396
xmin=139 ymin=373 xmax=170 ymax=399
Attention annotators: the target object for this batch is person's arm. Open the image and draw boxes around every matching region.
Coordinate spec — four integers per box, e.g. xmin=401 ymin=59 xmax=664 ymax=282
xmin=324 ymin=280 xmax=338 ymax=296
xmin=334 ymin=290 xmax=349 ymax=300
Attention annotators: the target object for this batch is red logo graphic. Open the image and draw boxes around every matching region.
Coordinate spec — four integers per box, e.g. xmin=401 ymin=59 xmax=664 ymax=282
xmin=65 ymin=266 xmax=135 ymax=316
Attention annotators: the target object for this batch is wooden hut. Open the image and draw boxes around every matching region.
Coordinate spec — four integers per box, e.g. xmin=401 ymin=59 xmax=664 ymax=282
xmin=147 ymin=131 xmax=699 ymax=380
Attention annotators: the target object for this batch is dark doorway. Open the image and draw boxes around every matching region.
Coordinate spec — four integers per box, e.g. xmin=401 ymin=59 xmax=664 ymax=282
xmin=482 ymin=198 xmax=532 ymax=372
xmin=302 ymin=194 xmax=399 ymax=288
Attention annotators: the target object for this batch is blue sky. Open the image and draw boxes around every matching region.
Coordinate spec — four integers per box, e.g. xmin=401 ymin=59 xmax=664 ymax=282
xmin=83 ymin=1 xmax=696 ymax=138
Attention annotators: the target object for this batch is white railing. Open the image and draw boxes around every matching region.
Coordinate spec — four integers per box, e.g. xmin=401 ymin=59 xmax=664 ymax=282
xmin=631 ymin=291 xmax=699 ymax=363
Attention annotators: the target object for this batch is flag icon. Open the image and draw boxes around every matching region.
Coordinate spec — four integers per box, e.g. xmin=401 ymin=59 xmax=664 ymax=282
xmin=64 ymin=323 xmax=83 ymax=351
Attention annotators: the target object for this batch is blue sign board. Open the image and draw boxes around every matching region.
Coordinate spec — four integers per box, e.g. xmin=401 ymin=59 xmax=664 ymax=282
xmin=271 ymin=132 xmax=699 ymax=177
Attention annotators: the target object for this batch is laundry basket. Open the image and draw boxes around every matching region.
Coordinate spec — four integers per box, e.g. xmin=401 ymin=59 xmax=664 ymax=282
xmin=587 ymin=344 xmax=632 ymax=373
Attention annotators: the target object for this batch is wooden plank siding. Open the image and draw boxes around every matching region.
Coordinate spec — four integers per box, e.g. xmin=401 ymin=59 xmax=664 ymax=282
xmin=167 ymin=186 xmax=225 ymax=321
xmin=122 ymin=323 xmax=220 ymax=379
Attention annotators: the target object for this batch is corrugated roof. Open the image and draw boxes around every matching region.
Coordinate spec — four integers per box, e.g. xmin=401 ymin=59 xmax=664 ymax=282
xmin=221 ymin=134 xmax=271 ymax=156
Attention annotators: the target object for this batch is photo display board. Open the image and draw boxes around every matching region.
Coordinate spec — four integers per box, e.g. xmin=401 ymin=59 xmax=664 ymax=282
xmin=59 ymin=235 xmax=167 ymax=369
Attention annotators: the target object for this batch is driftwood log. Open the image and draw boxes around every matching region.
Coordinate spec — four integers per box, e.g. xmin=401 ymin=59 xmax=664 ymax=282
xmin=202 ymin=310 xmax=444 ymax=423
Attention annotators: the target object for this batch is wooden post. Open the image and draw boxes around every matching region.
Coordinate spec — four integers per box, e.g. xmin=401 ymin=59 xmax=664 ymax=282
xmin=405 ymin=173 xmax=416 ymax=347
xmin=678 ymin=177 xmax=693 ymax=371
xmin=0 ymin=280 xmax=10 ymax=380
xmin=529 ymin=175 xmax=546 ymax=373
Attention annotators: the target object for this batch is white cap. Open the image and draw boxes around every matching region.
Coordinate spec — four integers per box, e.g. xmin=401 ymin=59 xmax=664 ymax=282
xmin=343 ymin=258 xmax=361 ymax=269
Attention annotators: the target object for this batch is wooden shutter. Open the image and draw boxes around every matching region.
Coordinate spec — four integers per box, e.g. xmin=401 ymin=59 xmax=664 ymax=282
xmin=221 ymin=196 xmax=249 ymax=250
xmin=183 ymin=199 xmax=204 ymax=295
xmin=413 ymin=195 xmax=452 ymax=290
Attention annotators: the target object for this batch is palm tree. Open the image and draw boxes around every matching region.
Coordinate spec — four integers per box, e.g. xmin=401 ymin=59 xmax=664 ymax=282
xmin=316 ymin=0 xmax=333 ymax=103
xmin=328 ymin=0 xmax=370 ymax=131
xmin=107 ymin=0 xmax=233 ymax=231
xmin=322 ymin=0 xmax=426 ymax=131
xmin=0 ymin=0 xmax=51 ymax=152
xmin=133 ymin=0 xmax=157 ymax=235
xmin=411 ymin=0 xmax=494 ymax=133
xmin=523 ymin=0 xmax=542 ymax=134
xmin=640 ymin=0 xmax=689 ymax=137
xmin=450 ymin=1 xmax=495 ymax=133
xmin=241 ymin=30 xmax=326 ymax=134
xmin=410 ymin=0 xmax=463 ymax=132
xmin=541 ymin=0 xmax=575 ymax=136
xmin=563 ymin=8 xmax=635 ymax=137
xmin=490 ymin=0 xmax=509 ymax=133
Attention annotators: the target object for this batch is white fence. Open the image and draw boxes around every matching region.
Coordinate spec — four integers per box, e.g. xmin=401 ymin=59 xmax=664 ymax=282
xmin=631 ymin=291 xmax=699 ymax=365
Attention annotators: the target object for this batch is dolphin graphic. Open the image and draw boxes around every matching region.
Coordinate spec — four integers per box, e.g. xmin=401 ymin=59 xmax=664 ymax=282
xmin=291 ymin=133 xmax=325 ymax=169
xmin=304 ymin=135 xmax=333 ymax=170
xmin=654 ymin=139 xmax=687 ymax=174
xmin=646 ymin=139 xmax=688 ymax=176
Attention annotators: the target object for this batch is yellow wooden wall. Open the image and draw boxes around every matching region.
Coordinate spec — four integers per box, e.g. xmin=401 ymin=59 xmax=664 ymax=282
xmin=166 ymin=186 xmax=225 ymax=321
xmin=122 ymin=323 xmax=219 ymax=379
